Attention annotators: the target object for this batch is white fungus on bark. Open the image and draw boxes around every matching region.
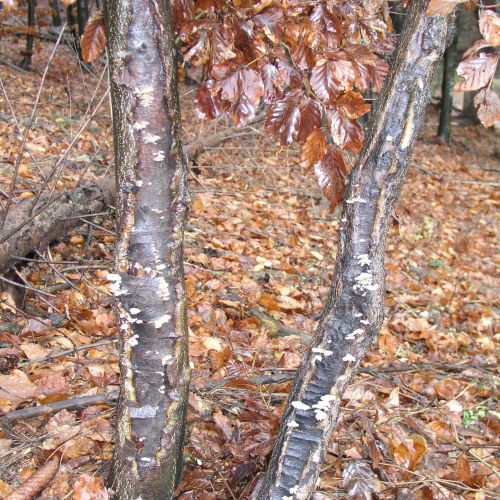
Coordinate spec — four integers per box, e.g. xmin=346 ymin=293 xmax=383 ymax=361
xmin=154 ymin=314 xmax=171 ymax=329
xmin=346 ymin=196 xmax=367 ymax=204
xmin=353 ymin=271 xmax=379 ymax=292
xmin=291 ymin=401 xmax=310 ymax=411
xmin=133 ymin=121 xmax=149 ymax=130
xmin=134 ymin=85 xmax=155 ymax=107
xmin=343 ymin=353 xmax=356 ymax=362
xmin=356 ymin=254 xmax=371 ymax=266
xmin=144 ymin=133 xmax=161 ymax=144
xmin=153 ymin=150 xmax=165 ymax=162
xmin=311 ymin=347 xmax=334 ymax=357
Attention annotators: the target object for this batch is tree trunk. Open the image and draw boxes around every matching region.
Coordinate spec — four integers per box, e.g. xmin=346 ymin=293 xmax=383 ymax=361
xmin=103 ymin=0 xmax=190 ymax=497
xmin=257 ymin=1 xmax=455 ymax=499
xmin=20 ymin=0 xmax=36 ymax=69
xmin=76 ymin=0 xmax=88 ymax=36
xmin=50 ymin=0 xmax=62 ymax=27
xmin=438 ymin=12 xmax=460 ymax=141
xmin=66 ymin=3 xmax=80 ymax=56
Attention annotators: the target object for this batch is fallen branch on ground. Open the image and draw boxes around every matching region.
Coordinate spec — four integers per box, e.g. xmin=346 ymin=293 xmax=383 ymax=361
xmin=1 ymin=391 xmax=119 ymax=421
xmin=0 ymin=120 xmax=264 ymax=273
xmin=3 ymin=361 xmax=494 ymax=422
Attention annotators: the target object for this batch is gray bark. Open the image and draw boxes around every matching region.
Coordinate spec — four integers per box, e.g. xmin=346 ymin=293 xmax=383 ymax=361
xmin=257 ymin=1 xmax=456 ymax=498
xmin=103 ymin=0 xmax=190 ymax=497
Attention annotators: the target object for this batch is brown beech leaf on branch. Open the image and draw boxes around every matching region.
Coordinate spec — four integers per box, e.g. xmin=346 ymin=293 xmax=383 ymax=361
xmin=81 ymin=11 xmax=106 ymax=63
xmin=454 ymin=53 xmax=499 ymax=92
xmin=335 ymin=91 xmax=371 ymax=119
xmin=301 ymin=129 xmax=328 ymax=169
xmin=313 ymin=145 xmax=349 ymax=208
xmin=474 ymin=89 xmax=500 ymax=127
xmin=311 ymin=56 xmax=357 ymax=104
xmin=479 ymin=9 xmax=500 ymax=47
xmin=265 ymin=91 xmax=321 ymax=145
xmin=328 ymin=109 xmax=365 ymax=154
xmin=195 ymin=80 xmax=227 ymax=120
xmin=216 ymin=67 xmax=264 ymax=127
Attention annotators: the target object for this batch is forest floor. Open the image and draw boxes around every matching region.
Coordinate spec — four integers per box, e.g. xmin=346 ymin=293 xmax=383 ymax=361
xmin=0 ymin=37 xmax=499 ymax=499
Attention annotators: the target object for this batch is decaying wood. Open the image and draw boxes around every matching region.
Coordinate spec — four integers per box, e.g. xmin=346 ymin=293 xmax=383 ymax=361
xmin=0 ymin=180 xmax=115 ymax=273
xmin=257 ymin=1 xmax=456 ymax=498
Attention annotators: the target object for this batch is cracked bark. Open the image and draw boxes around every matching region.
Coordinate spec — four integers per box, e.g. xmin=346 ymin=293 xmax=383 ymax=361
xmin=103 ymin=0 xmax=189 ymax=497
xmin=257 ymin=1 xmax=456 ymax=499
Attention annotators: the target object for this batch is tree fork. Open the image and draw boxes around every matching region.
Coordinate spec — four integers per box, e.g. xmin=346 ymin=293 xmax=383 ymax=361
xmin=103 ymin=0 xmax=189 ymax=497
xmin=257 ymin=1 xmax=456 ymax=498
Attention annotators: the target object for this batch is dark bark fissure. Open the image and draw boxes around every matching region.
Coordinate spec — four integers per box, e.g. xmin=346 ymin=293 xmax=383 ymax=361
xmin=438 ymin=12 xmax=460 ymax=141
xmin=104 ymin=0 xmax=189 ymax=497
xmin=257 ymin=1 xmax=455 ymax=498
xmin=20 ymin=0 xmax=36 ymax=69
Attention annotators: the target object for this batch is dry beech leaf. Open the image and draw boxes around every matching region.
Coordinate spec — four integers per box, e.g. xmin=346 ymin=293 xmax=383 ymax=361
xmin=0 ymin=369 xmax=37 ymax=403
xmin=301 ymin=129 xmax=328 ymax=169
xmin=218 ymin=67 xmax=264 ymax=127
xmin=434 ymin=378 xmax=461 ymax=400
xmin=343 ymin=460 xmax=376 ymax=499
xmin=328 ymin=110 xmax=364 ymax=154
xmin=265 ymin=91 xmax=321 ymax=145
xmin=425 ymin=0 xmax=464 ymax=16
xmin=73 ymin=474 xmax=109 ymax=500
xmin=454 ymin=53 xmax=498 ymax=92
xmin=81 ymin=11 xmax=106 ymax=63
xmin=335 ymin=91 xmax=371 ymax=119
xmin=311 ymin=57 xmax=357 ymax=104
xmin=479 ymin=9 xmax=500 ymax=47
xmin=474 ymin=89 xmax=500 ymax=127
xmin=313 ymin=145 xmax=349 ymax=209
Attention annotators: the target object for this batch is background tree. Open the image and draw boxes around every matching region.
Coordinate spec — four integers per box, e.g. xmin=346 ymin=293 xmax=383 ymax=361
xmin=103 ymin=0 xmax=190 ymax=497
xmin=438 ymin=11 xmax=460 ymax=142
xmin=50 ymin=0 xmax=61 ymax=27
xmin=20 ymin=0 xmax=35 ymax=69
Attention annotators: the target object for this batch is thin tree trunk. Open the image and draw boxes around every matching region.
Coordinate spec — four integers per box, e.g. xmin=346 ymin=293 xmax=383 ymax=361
xmin=438 ymin=12 xmax=460 ymax=141
xmin=50 ymin=0 xmax=62 ymax=27
xmin=103 ymin=0 xmax=190 ymax=497
xmin=76 ymin=0 xmax=88 ymax=36
xmin=257 ymin=1 xmax=455 ymax=498
xmin=20 ymin=0 xmax=35 ymax=69
xmin=66 ymin=3 xmax=80 ymax=56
